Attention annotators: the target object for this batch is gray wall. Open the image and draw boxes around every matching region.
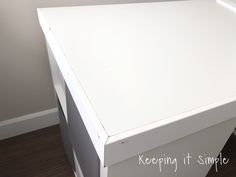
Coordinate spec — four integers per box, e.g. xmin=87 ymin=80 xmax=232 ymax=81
xmin=0 ymin=0 xmax=170 ymax=122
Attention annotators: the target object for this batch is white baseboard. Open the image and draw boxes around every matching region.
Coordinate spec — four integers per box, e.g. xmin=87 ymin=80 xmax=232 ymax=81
xmin=0 ymin=108 xmax=59 ymax=140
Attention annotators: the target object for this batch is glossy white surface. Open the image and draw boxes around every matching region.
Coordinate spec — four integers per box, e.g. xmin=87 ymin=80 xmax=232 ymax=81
xmin=218 ymin=0 xmax=236 ymax=10
xmin=39 ymin=0 xmax=236 ymax=136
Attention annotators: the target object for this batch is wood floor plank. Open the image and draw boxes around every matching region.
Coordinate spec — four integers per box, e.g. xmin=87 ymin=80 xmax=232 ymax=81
xmin=207 ymin=134 xmax=236 ymax=177
xmin=0 ymin=125 xmax=74 ymax=177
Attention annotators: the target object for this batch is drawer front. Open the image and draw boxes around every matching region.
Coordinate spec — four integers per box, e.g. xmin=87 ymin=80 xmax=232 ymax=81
xmin=66 ymin=85 xmax=100 ymax=177
xmin=57 ymin=96 xmax=75 ymax=171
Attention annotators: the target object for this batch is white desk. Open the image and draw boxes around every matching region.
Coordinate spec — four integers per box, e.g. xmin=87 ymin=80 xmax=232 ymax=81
xmin=38 ymin=0 xmax=236 ymax=176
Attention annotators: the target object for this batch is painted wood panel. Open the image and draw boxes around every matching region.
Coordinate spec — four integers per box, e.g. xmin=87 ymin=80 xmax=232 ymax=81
xmin=66 ymin=85 xmax=100 ymax=177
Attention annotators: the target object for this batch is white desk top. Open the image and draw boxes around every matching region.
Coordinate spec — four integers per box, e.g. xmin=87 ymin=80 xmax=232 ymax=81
xmin=39 ymin=0 xmax=236 ymax=136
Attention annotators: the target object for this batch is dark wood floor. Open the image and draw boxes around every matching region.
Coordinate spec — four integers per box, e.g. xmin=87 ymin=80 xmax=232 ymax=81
xmin=0 ymin=125 xmax=74 ymax=177
xmin=0 ymin=125 xmax=235 ymax=177
xmin=207 ymin=132 xmax=236 ymax=177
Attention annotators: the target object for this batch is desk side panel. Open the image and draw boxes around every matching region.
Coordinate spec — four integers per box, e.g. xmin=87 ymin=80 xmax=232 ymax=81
xmin=66 ymin=85 xmax=100 ymax=177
